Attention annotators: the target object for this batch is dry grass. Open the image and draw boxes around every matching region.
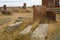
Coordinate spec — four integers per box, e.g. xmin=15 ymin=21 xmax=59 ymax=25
xmin=0 ymin=8 xmax=33 ymax=40
xmin=0 ymin=8 xmax=60 ymax=40
xmin=0 ymin=20 xmax=31 ymax=40
xmin=46 ymin=22 xmax=60 ymax=40
xmin=13 ymin=20 xmax=40 ymax=40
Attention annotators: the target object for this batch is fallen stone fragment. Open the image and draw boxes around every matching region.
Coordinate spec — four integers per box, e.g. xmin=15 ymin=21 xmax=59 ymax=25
xmin=6 ymin=22 xmax=23 ymax=32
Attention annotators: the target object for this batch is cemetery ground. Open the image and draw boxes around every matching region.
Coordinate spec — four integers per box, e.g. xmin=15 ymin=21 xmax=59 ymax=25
xmin=0 ymin=7 xmax=60 ymax=40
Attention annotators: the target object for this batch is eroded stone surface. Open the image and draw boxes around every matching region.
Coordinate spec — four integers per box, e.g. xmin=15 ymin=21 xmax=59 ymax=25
xmin=30 ymin=24 xmax=49 ymax=40
xmin=20 ymin=25 xmax=32 ymax=34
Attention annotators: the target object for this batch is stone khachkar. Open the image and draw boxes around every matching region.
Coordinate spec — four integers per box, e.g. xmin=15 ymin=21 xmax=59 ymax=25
xmin=33 ymin=5 xmax=47 ymax=23
xmin=3 ymin=5 xmax=7 ymax=10
xmin=33 ymin=5 xmax=56 ymax=23
xmin=1 ymin=5 xmax=11 ymax=15
xmin=23 ymin=3 xmax=26 ymax=9
xmin=42 ymin=0 xmax=59 ymax=7
xmin=33 ymin=5 xmax=40 ymax=22
xmin=39 ymin=6 xmax=47 ymax=23
xmin=46 ymin=11 xmax=56 ymax=21
xmin=55 ymin=0 xmax=59 ymax=7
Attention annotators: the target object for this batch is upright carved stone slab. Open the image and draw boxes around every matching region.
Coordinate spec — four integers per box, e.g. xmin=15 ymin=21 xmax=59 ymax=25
xmin=23 ymin=3 xmax=26 ymax=9
xmin=3 ymin=5 xmax=6 ymax=10
xmin=42 ymin=0 xmax=59 ymax=7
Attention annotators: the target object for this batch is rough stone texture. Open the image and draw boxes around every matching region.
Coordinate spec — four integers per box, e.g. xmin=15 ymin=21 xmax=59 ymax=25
xmin=30 ymin=24 xmax=49 ymax=40
xmin=19 ymin=24 xmax=49 ymax=40
xmin=23 ymin=3 xmax=26 ymax=9
xmin=20 ymin=25 xmax=32 ymax=34
xmin=46 ymin=11 xmax=56 ymax=21
xmin=42 ymin=0 xmax=48 ymax=6
xmin=3 ymin=5 xmax=6 ymax=10
xmin=33 ymin=5 xmax=56 ymax=23
xmin=33 ymin=5 xmax=40 ymax=22
xmin=55 ymin=0 xmax=59 ymax=7
xmin=1 ymin=5 xmax=12 ymax=15
xmin=42 ymin=0 xmax=59 ymax=7
xmin=33 ymin=6 xmax=47 ymax=23
xmin=6 ymin=22 xmax=22 ymax=32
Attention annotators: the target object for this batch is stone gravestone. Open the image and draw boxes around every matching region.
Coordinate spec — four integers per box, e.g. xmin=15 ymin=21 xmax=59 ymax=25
xmin=33 ymin=5 xmax=40 ymax=22
xmin=39 ymin=6 xmax=47 ymax=23
xmin=0 ymin=7 xmax=1 ymax=12
xmin=46 ymin=11 xmax=56 ymax=21
xmin=3 ymin=5 xmax=6 ymax=10
xmin=33 ymin=5 xmax=47 ymax=23
xmin=23 ymin=3 xmax=26 ymax=9
xmin=1 ymin=5 xmax=11 ymax=15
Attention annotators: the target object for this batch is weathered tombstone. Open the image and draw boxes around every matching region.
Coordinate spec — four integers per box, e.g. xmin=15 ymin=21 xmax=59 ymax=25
xmin=32 ymin=5 xmax=35 ymax=9
xmin=39 ymin=6 xmax=47 ymax=23
xmin=6 ymin=22 xmax=23 ymax=32
xmin=23 ymin=3 xmax=26 ymax=9
xmin=1 ymin=5 xmax=11 ymax=15
xmin=33 ymin=5 xmax=47 ymax=23
xmin=39 ymin=6 xmax=47 ymax=17
xmin=3 ymin=5 xmax=6 ymax=10
xmin=0 ymin=7 xmax=1 ymax=12
xmin=42 ymin=0 xmax=59 ymax=7
xmin=33 ymin=5 xmax=40 ymax=22
xmin=33 ymin=5 xmax=36 ymax=22
xmin=46 ymin=11 xmax=56 ymax=21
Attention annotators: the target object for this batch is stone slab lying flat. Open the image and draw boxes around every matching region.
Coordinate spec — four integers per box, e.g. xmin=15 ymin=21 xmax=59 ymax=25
xmin=20 ymin=25 xmax=32 ymax=34
xmin=6 ymin=22 xmax=23 ymax=31
xmin=30 ymin=24 xmax=49 ymax=40
xmin=19 ymin=24 xmax=49 ymax=40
